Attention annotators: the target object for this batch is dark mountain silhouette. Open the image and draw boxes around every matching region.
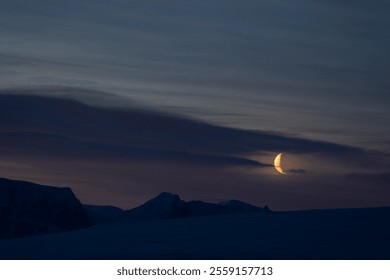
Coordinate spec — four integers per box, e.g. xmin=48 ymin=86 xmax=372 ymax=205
xmin=0 ymin=178 xmax=92 ymax=239
xmin=84 ymin=204 xmax=124 ymax=223
xmin=121 ymin=192 xmax=268 ymax=220
xmin=0 ymin=179 xmax=389 ymax=259
xmin=121 ymin=193 xmax=186 ymax=220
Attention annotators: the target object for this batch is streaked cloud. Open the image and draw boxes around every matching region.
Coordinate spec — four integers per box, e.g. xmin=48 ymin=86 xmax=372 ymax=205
xmin=0 ymin=0 xmax=389 ymax=148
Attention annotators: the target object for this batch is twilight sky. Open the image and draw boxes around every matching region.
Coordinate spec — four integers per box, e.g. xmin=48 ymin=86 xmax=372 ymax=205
xmin=0 ymin=0 xmax=389 ymax=210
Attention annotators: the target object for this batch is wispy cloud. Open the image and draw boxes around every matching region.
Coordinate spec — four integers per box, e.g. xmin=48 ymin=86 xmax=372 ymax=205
xmin=0 ymin=0 xmax=389 ymax=148
xmin=0 ymin=88 xmax=365 ymax=164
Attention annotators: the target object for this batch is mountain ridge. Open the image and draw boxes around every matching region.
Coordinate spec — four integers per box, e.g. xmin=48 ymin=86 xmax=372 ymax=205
xmin=121 ymin=192 xmax=269 ymax=220
xmin=0 ymin=177 xmax=92 ymax=239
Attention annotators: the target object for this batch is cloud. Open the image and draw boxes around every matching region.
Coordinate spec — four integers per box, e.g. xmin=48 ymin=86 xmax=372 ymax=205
xmin=0 ymin=0 xmax=389 ymax=151
xmin=0 ymin=88 xmax=389 ymax=210
xmin=345 ymin=172 xmax=390 ymax=184
xmin=0 ymin=88 xmax=365 ymax=165
xmin=287 ymin=169 xmax=307 ymax=175
xmin=28 ymin=76 xmax=99 ymax=88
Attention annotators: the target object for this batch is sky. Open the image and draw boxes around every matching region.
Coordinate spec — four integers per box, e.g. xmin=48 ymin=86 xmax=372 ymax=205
xmin=0 ymin=0 xmax=389 ymax=210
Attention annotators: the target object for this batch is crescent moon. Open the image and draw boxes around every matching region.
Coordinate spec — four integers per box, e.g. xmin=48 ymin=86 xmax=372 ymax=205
xmin=274 ymin=153 xmax=286 ymax=175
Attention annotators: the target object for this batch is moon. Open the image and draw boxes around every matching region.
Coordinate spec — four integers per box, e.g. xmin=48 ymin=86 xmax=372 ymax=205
xmin=274 ymin=153 xmax=286 ymax=175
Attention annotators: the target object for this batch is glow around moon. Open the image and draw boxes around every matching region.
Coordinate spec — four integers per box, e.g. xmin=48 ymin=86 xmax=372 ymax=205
xmin=274 ymin=153 xmax=286 ymax=174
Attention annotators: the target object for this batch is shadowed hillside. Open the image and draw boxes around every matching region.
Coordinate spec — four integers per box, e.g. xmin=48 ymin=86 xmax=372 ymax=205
xmin=0 ymin=178 xmax=92 ymax=239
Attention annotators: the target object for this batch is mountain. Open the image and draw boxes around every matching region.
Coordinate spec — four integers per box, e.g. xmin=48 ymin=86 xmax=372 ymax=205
xmin=121 ymin=193 xmax=187 ymax=220
xmin=121 ymin=192 xmax=268 ymax=220
xmin=0 ymin=178 xmax=92 ymax=239
xmin=218 ymin=200 xmax=270 ymax=212
xmin=84 ymin=205 xmax=124 ymax=223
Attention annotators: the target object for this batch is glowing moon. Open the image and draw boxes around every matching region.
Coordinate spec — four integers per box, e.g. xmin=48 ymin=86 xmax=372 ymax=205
xmin=274 ymin=153 xmax=286 ymax=174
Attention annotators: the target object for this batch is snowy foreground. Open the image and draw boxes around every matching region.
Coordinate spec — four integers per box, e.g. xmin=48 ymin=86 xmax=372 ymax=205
xmin=0 ymin=207 xmax=389 ymax=259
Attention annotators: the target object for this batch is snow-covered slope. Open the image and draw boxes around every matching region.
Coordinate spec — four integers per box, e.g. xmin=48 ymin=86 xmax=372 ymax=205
xmin=0 ymin=207 xmax=389 ymax=259
xmin=1 ymin=180 xmax=388 ymax=259
xmin=0 ymin=178 xmax=92 ymax=239
xmin=122 ymin=192 xmax=267 ymax=220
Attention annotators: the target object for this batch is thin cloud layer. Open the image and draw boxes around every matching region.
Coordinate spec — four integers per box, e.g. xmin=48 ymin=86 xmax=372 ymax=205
xmin=0 ymin=89 xmax=364 ymax=164
xmin=0 ymin=0 xmax=389 ymax=149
